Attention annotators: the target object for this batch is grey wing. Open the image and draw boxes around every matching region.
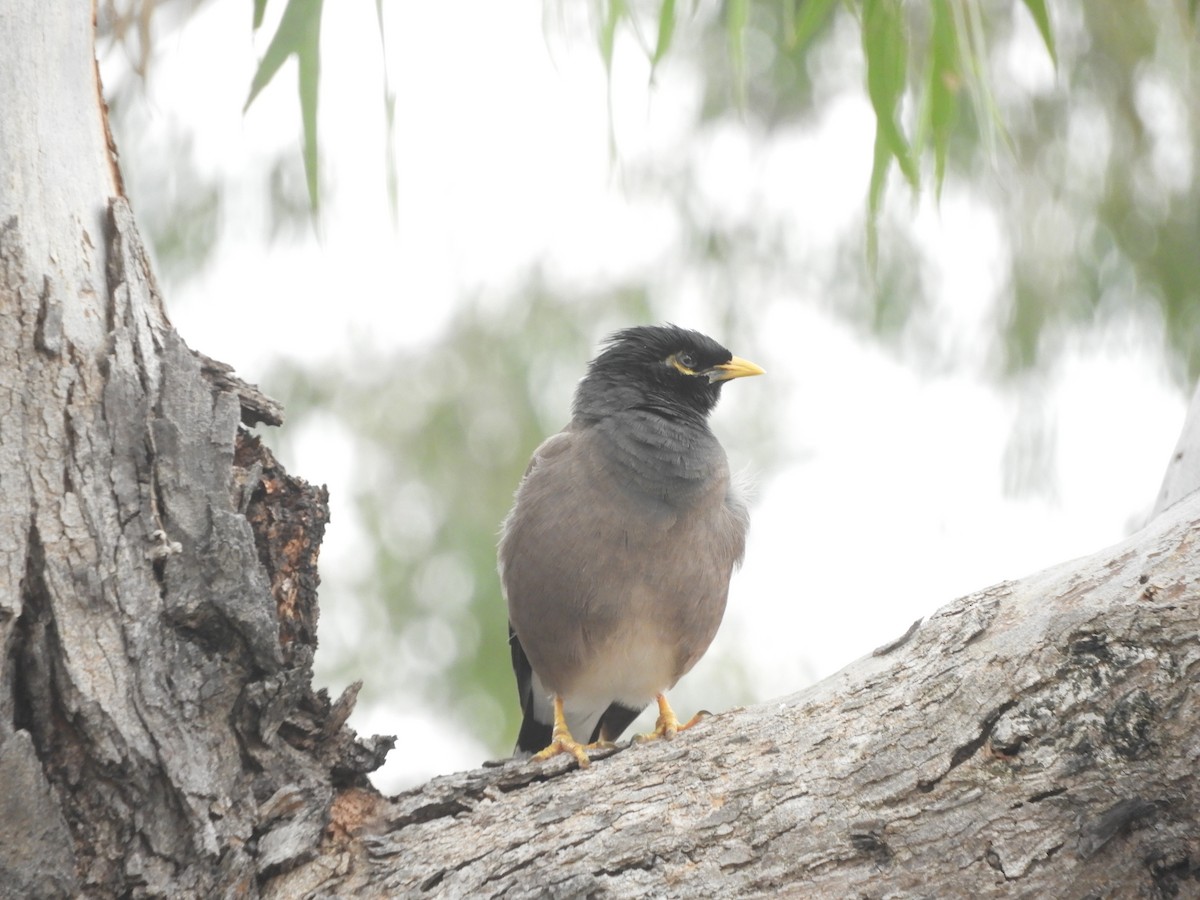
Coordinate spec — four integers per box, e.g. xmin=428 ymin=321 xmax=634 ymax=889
xmin=498 ymin=429 xmax=587 ymax=672
xmin=500 ymin=431 xmax=578 ymax=752
xmin=497 ymin=430 xmax=575 ymax=590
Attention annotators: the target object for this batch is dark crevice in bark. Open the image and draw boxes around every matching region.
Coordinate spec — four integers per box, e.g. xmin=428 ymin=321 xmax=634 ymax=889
xmin=917 ymin=698 xmax=1019 ymax=793
xmin=422 ymin=848 xmax=499 ymax=892
xmin=1066 ymin=630 xmax=1111 ymax=662
xmin=11 ymin=522 xmax=48 ymax=738
xmin=383 ymin=761 xmax=572 ymax=836
xmin=597 ymin=853 xmax=660 ymax=878
xmin=61 ymin=381 xmax=76 ymax=495
xmin=393 ymin=798 xmax=474 ymax=830
xmin=1145 ymin=848 xmax=1200 ymax=897
xmin=234 ymin=431 xmax=327 ymax=658
xmin=1104 ymin=689 xmax=1159 ymax=760
xmin=849 ymin=829 xmax=893 ymax=867
xmin=11 ymin=522 xmax=146 ymax=895
xmin=34 ymin=274 xmax=62 ymax=356
xmin=419 ymin=869 xmax=446 ymax=891
xmin=1027 ymin=786 xmax=1068 ymax=804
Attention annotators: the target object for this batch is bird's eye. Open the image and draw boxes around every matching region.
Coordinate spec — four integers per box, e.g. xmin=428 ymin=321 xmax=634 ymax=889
xmin=677 ymin=352 xmax=697 ymax=370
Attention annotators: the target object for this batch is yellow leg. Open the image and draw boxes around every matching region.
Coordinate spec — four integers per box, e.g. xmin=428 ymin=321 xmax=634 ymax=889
xmin=532 ymin=695 xmax=591 ymax=768
xmin=634 ymin=693 xmax=709 ymax=743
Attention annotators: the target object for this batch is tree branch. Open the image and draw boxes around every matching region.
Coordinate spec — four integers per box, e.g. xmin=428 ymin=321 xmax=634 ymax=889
xmin=268 ymin=491 xmax=1200 ymax=898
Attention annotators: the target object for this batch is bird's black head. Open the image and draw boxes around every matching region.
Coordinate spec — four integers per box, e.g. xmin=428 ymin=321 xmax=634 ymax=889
xmin=572 ymin=324 xmax=763 ymax=424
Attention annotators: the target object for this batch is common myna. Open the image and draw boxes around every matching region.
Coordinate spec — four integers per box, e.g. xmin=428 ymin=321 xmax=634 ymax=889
xmin=498 ymin=325 xmax=763 ymax=766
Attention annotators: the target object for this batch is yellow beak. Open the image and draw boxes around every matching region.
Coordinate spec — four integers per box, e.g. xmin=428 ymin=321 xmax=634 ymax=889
xmin=710 ymin=356 xmax=765 ymax=382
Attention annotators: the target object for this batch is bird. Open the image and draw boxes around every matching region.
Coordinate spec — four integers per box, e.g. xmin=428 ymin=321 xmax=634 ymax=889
xmin=498 ymin=324 xmax=763 ymax=767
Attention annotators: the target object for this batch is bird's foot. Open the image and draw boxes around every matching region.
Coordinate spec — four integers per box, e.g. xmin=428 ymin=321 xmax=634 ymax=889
xmin=531 ymin=694 xmax=601 ymax=768
xmin=634 ymin=693 xmax=711 ymax=743
xmin=533 ymin=734 xmax=592 ymax=768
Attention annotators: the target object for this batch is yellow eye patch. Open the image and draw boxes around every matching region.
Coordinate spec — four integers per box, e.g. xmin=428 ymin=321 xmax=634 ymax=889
xmin=668 ymin=353 xmax=698 ymax=376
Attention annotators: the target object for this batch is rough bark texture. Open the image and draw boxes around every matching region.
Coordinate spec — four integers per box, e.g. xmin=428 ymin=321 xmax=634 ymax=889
xmin=0 ymin=197 xmax=391 ymax=898
xmin=0 ymin=6 xmax=390 ymax=896
xmin=2 ymin=2 xmax=1199 ymax=899
xmin=266 ymin=491 xmax=1200 ymax=898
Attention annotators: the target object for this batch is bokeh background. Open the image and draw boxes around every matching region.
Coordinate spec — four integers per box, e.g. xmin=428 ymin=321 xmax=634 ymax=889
xmin=98 ymin=0 xmax=1198 ymax=791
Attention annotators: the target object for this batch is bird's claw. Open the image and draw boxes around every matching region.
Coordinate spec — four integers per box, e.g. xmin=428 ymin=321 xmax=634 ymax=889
xmin=533 ymin=736 xmax=592 ymax=768
xmin=531 ymin=695 xmax=611 ymax=768
xmin=634 ymin=696 xmax=711 ymax=743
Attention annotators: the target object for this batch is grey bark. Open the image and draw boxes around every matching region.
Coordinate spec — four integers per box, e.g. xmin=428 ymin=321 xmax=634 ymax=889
xmin=0 ymin=3 xmax=388 ymax=897
xmin=3 ymin=2 xmax=1199 ymax=899
xmin=269 ymin=492 xmax=1200 ymax=898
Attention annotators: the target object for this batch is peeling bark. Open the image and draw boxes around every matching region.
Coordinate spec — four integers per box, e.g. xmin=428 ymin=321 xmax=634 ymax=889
xmin=1 ymin=198 xmax=391 ymax=897
xmin=0 ymin=7 xmax=389 ymax=896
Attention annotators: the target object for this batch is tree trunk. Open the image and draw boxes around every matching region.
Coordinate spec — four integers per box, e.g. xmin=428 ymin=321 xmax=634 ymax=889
xmin=2 ymin=4 xmax=1198 ymax=899
xmin=0 ymin=4 xmax=387 ymax=898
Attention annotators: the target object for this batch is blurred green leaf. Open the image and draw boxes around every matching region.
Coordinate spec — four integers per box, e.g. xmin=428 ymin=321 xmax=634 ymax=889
xmin=582 ymin=0 xmax=1062 ymax=248
xmin=1019 ymin=0 xmax=1057 ymax=65
xmin=598 ymin=0 xmax=623 ymax=154
xmin=785 ymin=0 xmax=837 ymax=50
xmin=924 ymin=0 xmax=959 ymax=196
xmin=863 ymin=0 xmax=917 ymax=185
xmin=253 ymin=0 xmax=268 ymax=30
xmin=598 ymin=0 xmax=622 ymax=74
xmin=866 ymin=127 xmax=889 ymax=268
xmin=727 ymin=0 xmax=750 ymax=105
xmin=245 ymin=0 xmax=324 ymax=212
xmin=651 ymin=0 xmax=677 ymax=73
xmin=863 ymin=0 xmax=917 ymax=249
xmin=950 ymin=0 xmax=1006 ymax=166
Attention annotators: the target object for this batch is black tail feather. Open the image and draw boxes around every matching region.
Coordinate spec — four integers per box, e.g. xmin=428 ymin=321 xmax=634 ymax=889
xmin=515 ymin=711 xmax=553 ymax=756
xmin=510 ymin=624 xmax=552 ymax=754
xmin=594 ymin=702 xmax=643 ymax=743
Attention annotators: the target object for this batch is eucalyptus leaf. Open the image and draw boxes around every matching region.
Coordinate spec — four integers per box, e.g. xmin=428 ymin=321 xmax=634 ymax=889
xmin=863 ymin=0 xmax=918 ymax=225
xmin=245 ymin=0 xmax=324 ymax=212
xmin=787 ymin=0 xmax=837 ymax=50
xmin=1019 ymin=0 xmax=1057 ymax=65
xmin=652 ymin=0 xmax=677 ymax=71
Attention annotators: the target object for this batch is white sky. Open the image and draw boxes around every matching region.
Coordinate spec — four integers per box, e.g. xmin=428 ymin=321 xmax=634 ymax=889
xmin=101 ymin=1 xmax=1186 ymax=792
